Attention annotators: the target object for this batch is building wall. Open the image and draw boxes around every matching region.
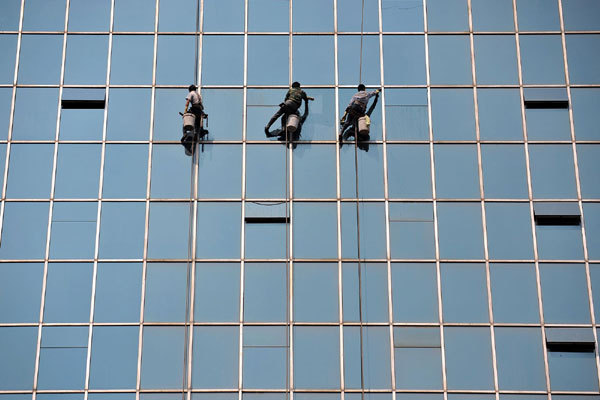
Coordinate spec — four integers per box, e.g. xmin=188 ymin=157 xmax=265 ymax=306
xmin=0 ymin=0 xmax=600 ymax=399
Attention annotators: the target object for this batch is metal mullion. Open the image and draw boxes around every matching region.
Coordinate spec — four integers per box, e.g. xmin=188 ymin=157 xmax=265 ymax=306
xmin=423 ymin=0 xmax=448 ymax=398
xmin=288 ymin=2 xmax=294 ymax=398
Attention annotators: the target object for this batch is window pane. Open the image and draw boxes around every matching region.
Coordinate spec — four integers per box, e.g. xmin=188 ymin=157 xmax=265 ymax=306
xmin=248 ymin=36 xmax=288 ymax=85
xmin=110 ymin=35 xmax=154 ymax=84
xmin=564 ymin=0 xmax=600 ymax=30
xmin=520 ymin=35 xmax=565 ymax=84
xmin=584 ymin=204 xmax=600 ymax=260
xmin=144 ymin=263 xmax=186 ymax=322
xmin=297 ymin=89 xmax=336 ymax=141
xmin=50 ymin=202 xmax=97 ymax=259
xmin=338 ymin=0 xmax=379 ymax=32
xmin=382 ymin=0 xmax=424 ymax=32
xmin=426 ymin=0 xmax=469 ymax=31
xmin=482 ymin=145 xmax=528 ymax=198
xmin=38 ymin=327 xmax=88 ymax=390
xmin=431 ymin=89 xmax=476 ymax=140
xmin=94 ymin=263 xmax=142 ymax=322
xmin=198 ymin=145 xmax=242 ymax=198
xmin=472 ymin=0 xmax=514 ymax=31
xmin=0 ymin=88 xmax=12 ymax=140
xmin=243 ymin=326 xmax=287 ymax=389
xmin=6 ymin=144 xmax=54 ymax=199
xmin=529 ymin=144 xmax=577 ymax=199
xmin=526 ymin=108 xmax=570 ymax=141
xmin=383 ymin=36 xmax=427 ymax=85
xmin=158 ymin=0 xmax=197 ymax=32
xmin=474 ymin=35 xmax=518 ymax=84
xmin=344 ymin=326 xmax=391 ymax=389
xmin=201 ymin=36 xmax=244 ymax=85
xmin=478 ymin=89 xmax=523 ymax=141
xmin=0 ymin=202 xmax=49 ymax=259
xmin=572 ymin=88 xmax=600 ymax=140
xmin=536 ymin=218 xmax=584 ymax=260
xmin=114 ymin=0 xmax=155 ymax=32
xmin=392 ymin=263 xmax=438 ymax=322
xmin=441 ymin=263 xmax=488 ymax=323
xmin=107 ymin=89 xmax=151 ymax=140
xmin=244 ymin=263 xmax=286 ymax=322
xmin=0 ymin=327 xmax=38 ymax=390
xmin=247 ymin=89 xmax=285 ymax=140
xmin=246 ymin=144 xmax=286 ymax=198
xmin=141 ymin=326 xmax=184 ymax=389
xmin=98 ymin=202 xmax=145 ymax=259
xmin=246 ymin=212 xmax=285 ymax=259
xmin=342 ymin=203 xmax=386 ymax=259
xmin=0 ymin=35 xmax=17 ymax=84
xmin=293 ymin=202 xmax=338 ymax=259
xmin=103 ymin=145 xmax=148 ymax=198
xmin=385 ymin=89 xmax=429 ymax=141
xmin=193 ymin=327 xmax=239 ymax=388
xmin=437 ymin=202 xmax=484 ymax=260
xmin=154 ymin=89 xmax=191 ymax=141
xmin=343 ymin=263 xmax=389 ymax=322
xmin=293 ymin=145 xmax=336 ymax=198
xmin=339 ymin=35 xmax=380 ymax=85
xmin=540 ymin=263 xmax=591 ymax=323
xmin=567 ymin=34 xmax=600 ymax=84
xmin=294 ymin=327 xmax=340 ymax=389
xmin=203 ymin=0 xmax=244 ymax=32
xmin=54 ymin=144 xmax=101 ymax=198
xmin=68 ymin=0 xmax=110 ymax=31
xmin=294 ymin=36 xmax=334 ymax=85
xmin=294 ymin=263 xmax=338 ymax=322
xmin=389 ymin=202 xmax=435 ymax=258
xmin=151 ymin=144 xmax=192 ymax=198
xmin=59 ymin=109 xmax=104 ymax=141
xmin=592 ymin=265 xmax=600 ymax=321
xmin=340 ymin=145 xmax=384 ymax=198
xmin=495 ymin=328 xmax=546 ymax=390
xmin=0 ymin=263 xmax=43 ymax=323
xmin=23 ymin=0 xmax=65 ymax=30
xmin=194 ymin=263 xmax=240 ymax=322
xmin=147 ymin=202 xmax=190 ymax=259
xmin=89 ymin=326 xmax=138 ymax=389
xmin=248 ymin=0 xmax=288 ymax=32
xmin=0 ymin=0 xmax=22 ymax=30
xmin=18 ymin=35 xmax=62 ymax=84
xmin=516 ymin=0 xmax=559 ymax=31
xmin=429 ymin=35 xmax=472 ymax=85
xmin=156 ymin=35 xmax=195 ymax=85
xmin=491 ymin=263 xmax=539 ymax=323
xmin=548 ymin=344 xmax=599 ymax=391
xmin=339 ymin=88 xmax=383 ymax=140
xmin=394 ymin=327 xmax=442 ymax=390
xmin=388 ymin=145 xmax=431 ymax=199
xmin=444 ymin=327 xmax=494 ymax=390
xmin=486 ymin=203 xmax=533 ymax=259
xmin=434 ymin=144 xmax=479 ymax=199
xmin=196 ymin=202 xmax=241 ymax=259
xmin=577 ymin=145 xmax=599 ymax=197
xmin=12 ymin=88 xmax=59 ymax=140
xmin=64 ymin=35 xmax=108 ymax=85
xmin=293 ymin=0 xmax=334 ymax=32
xmin=44 ymin=263 xmax=92 ymax=323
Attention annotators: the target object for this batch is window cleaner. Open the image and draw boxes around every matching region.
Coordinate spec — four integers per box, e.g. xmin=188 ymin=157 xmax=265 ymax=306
xmin=265 ymin=81 xmax=314 ymax=138
xmin=181 ymin=84 xmax=207 ymax=156
xmin=339 ymin=84 xmax=380 ymax=144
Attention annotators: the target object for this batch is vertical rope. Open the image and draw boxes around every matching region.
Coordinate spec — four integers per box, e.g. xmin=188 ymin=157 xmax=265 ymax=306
xmin=354 ymin=125 xmax=366 ymax=400
xmin=359 ymin=0 xmax=366 ymax=83
xmin=285 ymin=123 xmax=291 ymax=400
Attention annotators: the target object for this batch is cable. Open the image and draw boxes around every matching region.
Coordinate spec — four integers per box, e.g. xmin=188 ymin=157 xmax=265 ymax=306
xmin=354 ymin=125 xmax=366 ymax=400
xmin=284 ymin=117 xmax=291 ymax=400
xmin=359 ymin=0 xmax=365 ymax=84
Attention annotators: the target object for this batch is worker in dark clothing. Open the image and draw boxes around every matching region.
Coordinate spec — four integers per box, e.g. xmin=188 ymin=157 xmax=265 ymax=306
xmin=275 ymin=96 xmax=310 ymax=148
xmin=265 ymin=82 xmax=314 ymax=137
xmin=339 ymin=84 xmax=380 ymax=143
xmin=184 ymin=84 xmax=204 ymax=135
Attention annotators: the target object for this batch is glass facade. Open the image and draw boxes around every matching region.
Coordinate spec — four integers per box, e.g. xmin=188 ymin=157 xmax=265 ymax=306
xmin=0 ymin=0 xmax=599 ymax=399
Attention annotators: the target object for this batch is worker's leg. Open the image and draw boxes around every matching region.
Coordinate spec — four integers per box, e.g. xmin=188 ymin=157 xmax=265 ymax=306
xmin=266 ymin=106 xmax=286 ymax=131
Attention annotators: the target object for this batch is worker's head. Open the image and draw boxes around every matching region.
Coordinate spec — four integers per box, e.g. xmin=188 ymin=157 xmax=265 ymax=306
xmin=292 ymin=81 xmax=301 ymax=88
xmin=357 ymin=84 xmax=366 ymax=91
xmin=188 ymin=84 xmax=197 ymax=92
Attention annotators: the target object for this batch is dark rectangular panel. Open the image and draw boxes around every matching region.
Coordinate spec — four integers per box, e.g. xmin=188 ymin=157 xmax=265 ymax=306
xmin=534 ymin=202 xmax=580 ymax=225
xmin=546 ymin=328 xmax=595 ymax=352
xmin=61 ymin=88 xmax=106 ymax=109
xmin=524 ymin=88 xmax=569 ymax=109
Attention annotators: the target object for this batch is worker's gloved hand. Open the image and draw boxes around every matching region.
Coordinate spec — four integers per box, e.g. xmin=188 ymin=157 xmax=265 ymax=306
xmin=340 ymin=117 xmax=346 ymax=125
xmin=375 ymin=88 xmax=381 ymax=94
xmin=307 ymin=97 xmax=315 ymax=101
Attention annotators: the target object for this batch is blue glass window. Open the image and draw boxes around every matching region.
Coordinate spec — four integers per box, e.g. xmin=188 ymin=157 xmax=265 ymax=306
xmin=388 ymin=145 xmax=432 ymax=198
xmin=147 ymin=202 xmax=190 ymax=259
xmin=246 ymin=144 xmax=286 ymax=198
xmin=113 ymin=0 xmax=155 ymax=32
xmin=246 ymin=206 xmax=285 ymax=258
xmin=64 ymin=35 xmax=108 ymax=85
xmin=294 ymin=36 xmax=335 ymax=85
xmin=471 ymin=0 xmax=514 ymax=31
xmin=441 ymin=263 xmax=489 ymax=323
xmin=89 ymin=326 xmax=138 ymax=389
xmin=584 ymin=204 xmax=600 ymax=260
xmin=248 ymin=36 xmax=288 ymax=85
xmin=110 ymin=35 xmax=154 ymax=84
xmin=107 ymin=89 xmax=151 ymax=140
xmin=389 ymin=202 xmax=435 ymax=259
xmin=592 ymin=265 xmax=600 ymax=321
xmin=572 ymin=88 xmax=600 ymax=140
xmin=23 ymin=0 xmax=65 ymax=31
xmin=248 ymin=0 xmax=288 ymax=32
xmin=529 ymin=145 xmax=577 ymax=199
xmin=382 ymin=0 xmax=424 ymax=32
xmin=49 ymin=202 xmax=97 ymax=259
xmin=342 ymin=203 xmax=386 ymax=259
xmin=486 ymin=202 xmax=534 ymax=259
xmin=294 ymin=327 xmax=340 ymax=389
xmin=294 ymin=263 xmax=338 ymax=322
xmin=548 ymin=339 xmax=599 ymax=391
xmin=0 ymin=88 xmax=12 ymax=140
xmin=563 ymin=0 xmax=600 ymax=30
xmin=516 ymin=0 xmax=559 ymax=31
xmin=296 ymin=89 xmax=336 ymax=141
xmin=392 ymin=263 xmax=438 ymax=322
xmin=338 ymin=0 xmax=379 ymax=32
xmin=44 ymin=263 xmax=92 ymax=323
xmin=144 ymin=263 xmax=186 ymax=322
xmin=98 ymin=202 xmax=145 ymax=259
xmin=495 ymin=328 xmax=546 ymax=390
xmin=103 ymin=145 xmax=148 ymax=199
xmin=68 ymin=0 xmax=110 ymax=31
xmin=293 ymin=0 xmax=334 ymax=32
xmin=434 ymin=144 xmax=479 ymax=199
xmin=0 ymin=327 xmax=38 ymax=390
xmin=339 ymin=35 xmax=381 ymax=85
xmin=6 ymin=144 xmax=54 ymax=199
xmin=198 ymin=145 xmax=242 ymax=198
xmin=140 ymin=326 xmax=184 ymax=389
xmin=344 ymin=326 xmax=391 ymax=389
xmin=0 ymin=35 xmax=17 ymax=84
xmin=193 ymin=326 xmax=239 ymax=388
xmin=0 ymin=202 xmax=49 ymax=259
xmin=474 ymin=35 xmax=519 ymax=84
xmin=490 ymin=263 xmax=539 ymax=323
xmin=94 ymin=263 xmax=142 ymax=322
xmin=59 ymin=108 xmax=104 ymax=141
xmin=520 ymin=35 xmax=565 ymax=84
xmin=54 ymin=144 xmax=101 ymax=198
xmin=444 ymin=327 xmax=494 ymax=390
xmin=196 ymin=202 xmax=241 ymax=259
xmin=12 ymin=88 xmax=59 ymax=140
xmin=567 ymin=34 xmax=600 ymax=84
xmin=38 ymin=327 xmax=87 ymax=390
xmin=244 ymin=263 xmax=286 ymax=322
xmin=203 ymin=0 xmax=244 ymax=32
xmin=247 ymin=89 xmax=286 ymax=141
xmin=293 ymin=202 xmax=338 ymax=259
xmin=383 ymin=36 xmax=427 ymax=85
xmin=526 ymin=107 xmax=571 ymax=141
xmin=426 ymin=0 xmax=469 ymax=31
xmin=243 ymin=326 xmax=286 ymax=389
xmin=0 ymin=263 xmax=43 ymax=323
xmin=0 ymin=0 xmax=22 ymax=30
xmin=431 ymin=89 xmax=476 ymax=140
xmin=385 ymin=89 xmax=429 ymax=141
xmin=478 ymin=89 xmax=523 ymax=141
xmin=150 ymin=144 xmax=192 ymax=198
xmin=158 ymin=0 xmax=197 ymax=32
xmin=340 ymin=145 xmax=385 ymax=198
xmin=18 ymin=35 xmax=62 ymax=84
xmin=293 ymin=145 xmax=336 ymax=198
xmin=536 ymin=219 xmax=584 ymax=260
xmin=437 ymin=202 xmax=484 ymax=260
xmin=343 ymin=263 xmax=389 ymax=322
xmin=429 ymin=35 xmax=472 ymax=85
xmin=201 ymin=36 xmax=244 ymax=85
xmin=482 ymin=145 xmax=528 ymax=198
xmin=156 ymin=35 xmax=196 ymax=85
xmin=194 ymin=263 xmax=240 ymax=322
xmin=394 ymin=327 xmax=442 ymax=389
xmin=577 ymin=145 xmax=600 ymax=198
xmin=540 ymin=263 xmax=591 ymax=323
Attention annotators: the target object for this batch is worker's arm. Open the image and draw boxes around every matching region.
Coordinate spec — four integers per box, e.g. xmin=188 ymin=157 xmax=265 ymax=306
xmin=366 ymin=93 xmax=379 ymax=117
xmin=184 ymin=99 xmax=190 ymax=113
xmin=300 ymin=98 xmax=309 ymax=123
xmin=340 ymin=109 xmax=348 ymax=125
